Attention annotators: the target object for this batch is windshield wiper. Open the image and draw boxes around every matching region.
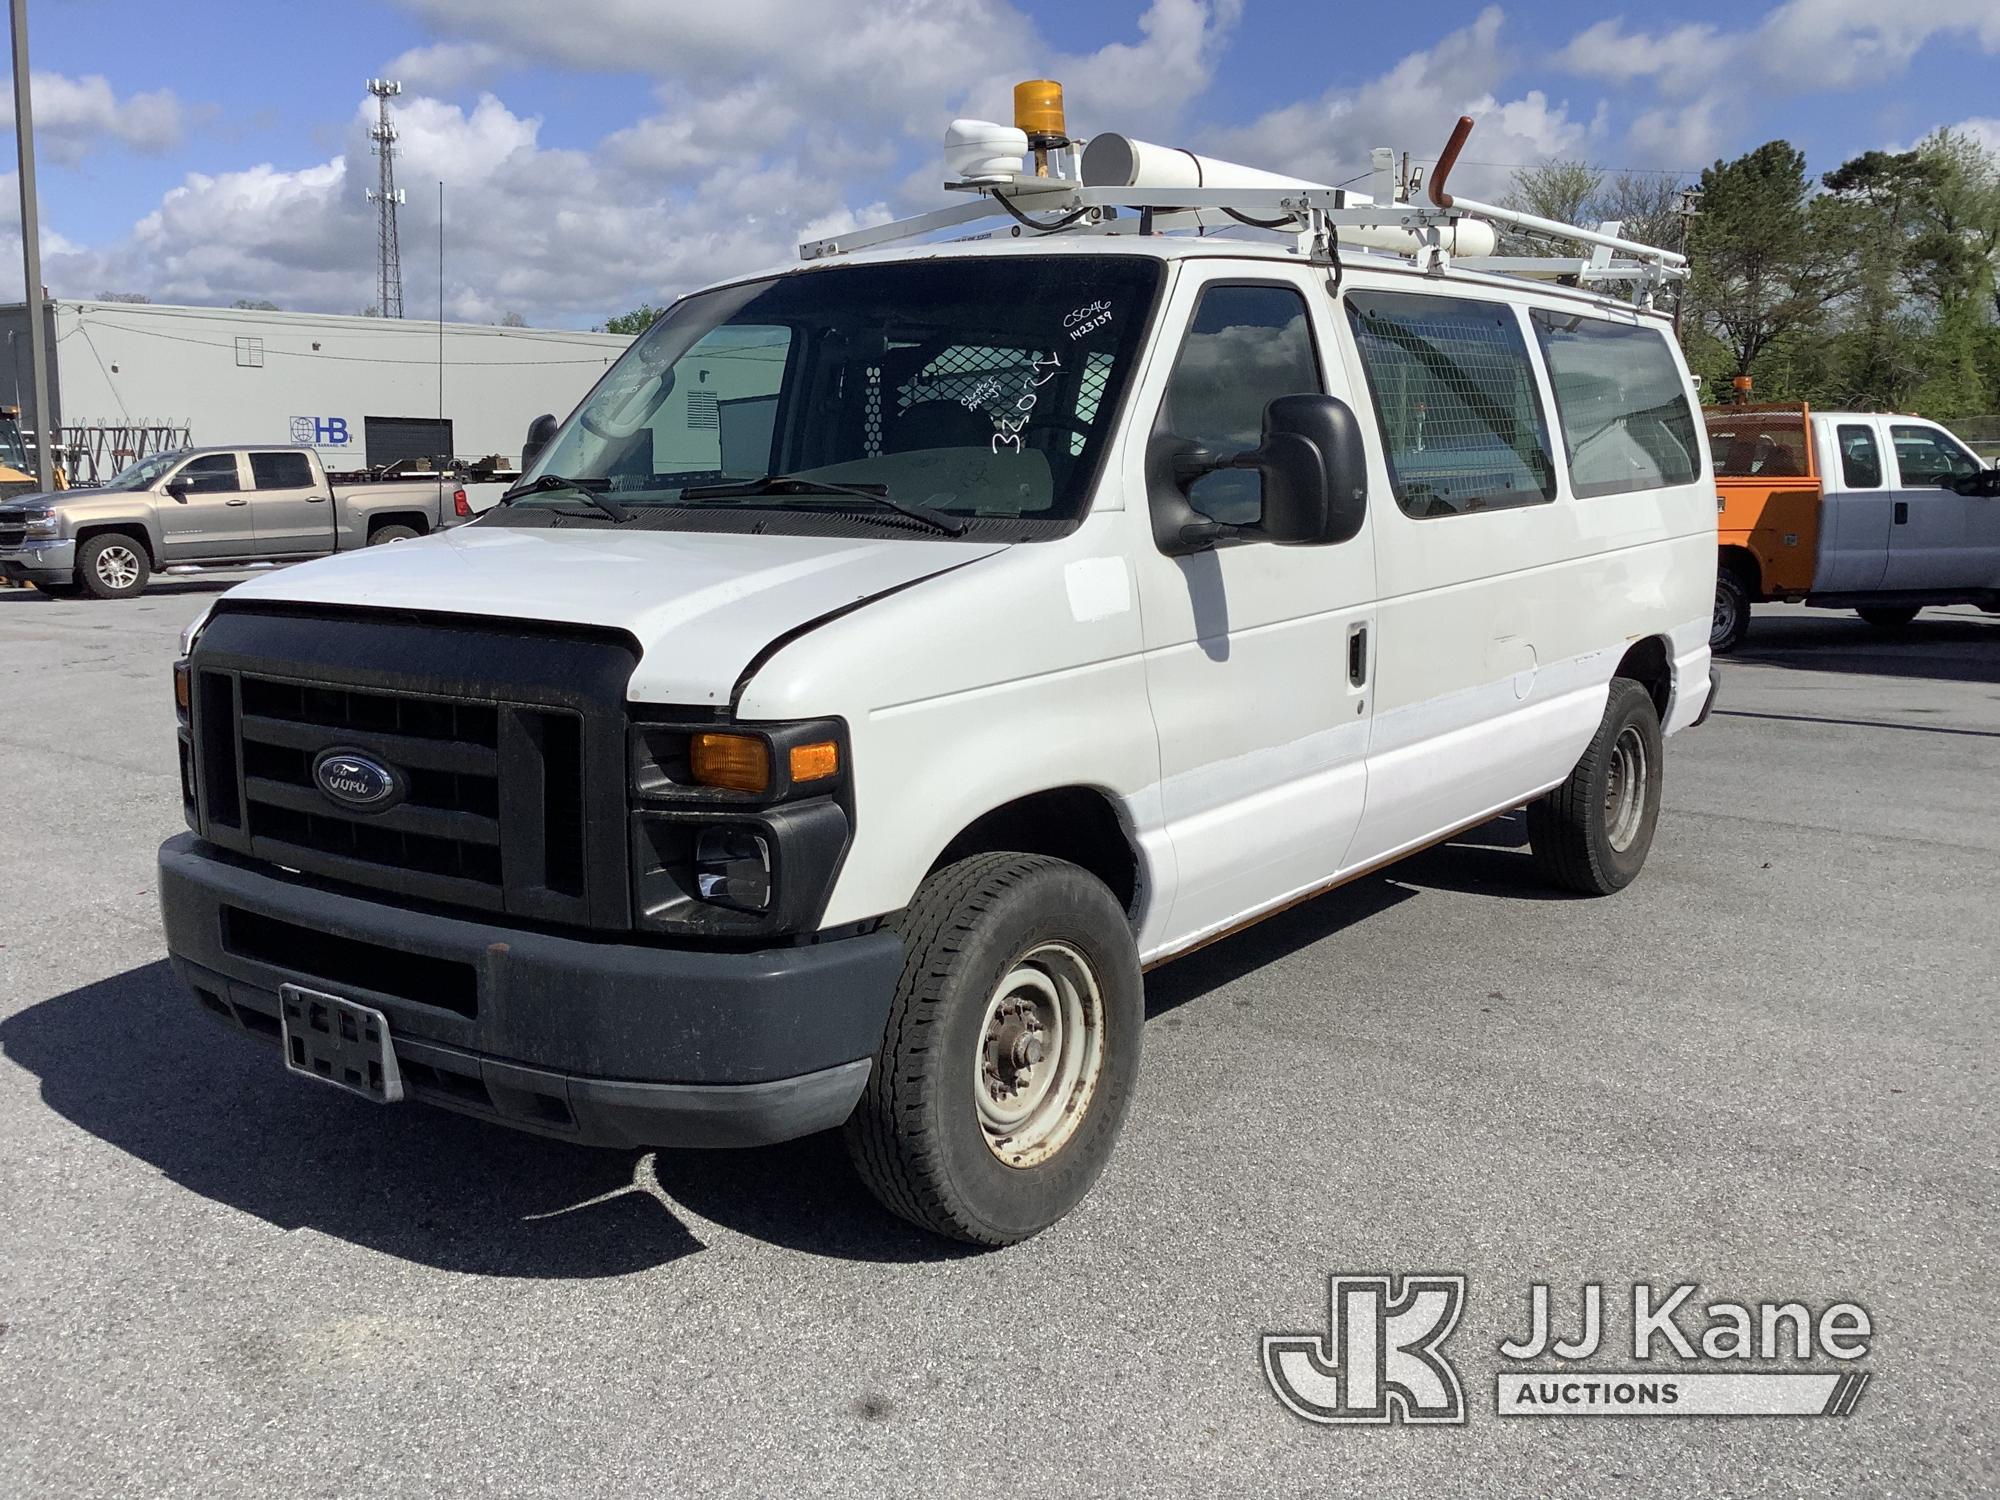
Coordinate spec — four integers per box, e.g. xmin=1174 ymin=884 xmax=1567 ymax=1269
xmin=678 ymin=473 xmax=967 ymax=536
xmin=499 ymin=472 xmax=630 ymax=523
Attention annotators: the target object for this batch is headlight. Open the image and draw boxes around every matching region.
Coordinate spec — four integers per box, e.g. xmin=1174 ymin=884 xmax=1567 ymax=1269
xmin=22 ymin=510 xmax=58 ymax=537
xmin=173 ymin=659 xmax=191 ymax=724
xmin=178 ymin=601 xmax=216 ymax=657
xmin=627 ymin=717 xmax=851 ymax=936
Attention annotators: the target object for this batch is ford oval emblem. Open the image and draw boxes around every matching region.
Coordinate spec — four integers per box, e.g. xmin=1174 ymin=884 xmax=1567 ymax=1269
xmin=312 ymin=748 xmax=404 ymax=812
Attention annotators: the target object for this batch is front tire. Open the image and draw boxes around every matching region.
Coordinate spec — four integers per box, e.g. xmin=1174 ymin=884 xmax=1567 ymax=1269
xmin=1527 ymin=678 xmax=1664 ymax=896
xmin=844 ymin=853 xmax=1143 ymax=1246
xmin=76 ymin=534 xmax=150 ymax=599
xmin=1712 ymin=569 xmax=1751 ymax=654
xmin=1857 ymin=605 xmax=1920 ymax=629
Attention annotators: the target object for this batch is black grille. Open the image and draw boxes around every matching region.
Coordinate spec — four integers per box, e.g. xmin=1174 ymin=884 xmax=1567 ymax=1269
xmin=0 ymin=524 xmax=26 ymax=548
xmin=186 ymin=605 xmax=638 ymax=929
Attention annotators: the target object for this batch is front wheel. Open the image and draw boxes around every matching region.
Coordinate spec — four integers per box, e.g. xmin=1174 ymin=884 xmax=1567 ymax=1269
xmin=1857 ymin=605 xmax=1920 ymax=629
xmin=76 ymin=533 xmax=151 ymax=599
xmin=844 ymin=853 xmax=1143 ymax=1246
xmin=1527 ymin=678 xmax=1664 ymax=896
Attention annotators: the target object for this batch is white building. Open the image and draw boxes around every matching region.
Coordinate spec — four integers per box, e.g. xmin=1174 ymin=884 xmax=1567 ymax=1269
xmin=0 ymin=299 xmax=633 ymax=478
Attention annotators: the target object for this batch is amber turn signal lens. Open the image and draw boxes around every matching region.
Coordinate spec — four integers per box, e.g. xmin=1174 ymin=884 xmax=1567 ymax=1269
xmin=1013 ymin=78 xmax=1066 ymax=140
xmin=173 ymin=659 xmax=191 ymax=719
xmin=690 ymin=732 xmax=771 ymax=794
xmin=788 ymin=741 xmax=840 ymax=783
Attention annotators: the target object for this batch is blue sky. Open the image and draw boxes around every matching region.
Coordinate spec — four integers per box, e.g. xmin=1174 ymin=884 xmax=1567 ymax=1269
xmin=6 ymin=0 xmax=1997 ymax=326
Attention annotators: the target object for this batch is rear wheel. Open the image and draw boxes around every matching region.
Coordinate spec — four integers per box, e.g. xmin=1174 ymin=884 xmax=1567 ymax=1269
xmin=1527 ymin=678 xmax=1664 ymax=896
xmin=844 ymin=853 xmax=1143 ymax=1246
xmin=1711 ymin=569 xmax=1751 ymax=654
xmin=367 ymin=523 xmax=420 ymax=546
xmin=76 ymin=534 xmax=150 ymax=599
xmin=1857 ymin=605 xmax=1920 ymax=629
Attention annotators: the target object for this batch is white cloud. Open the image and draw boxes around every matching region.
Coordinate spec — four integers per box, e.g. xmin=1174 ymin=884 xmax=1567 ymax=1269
xmin=1948 ymin=117 xmax=2000 ymax=154
xmin=380 ymin=40 xmax=510 ymax=94
xmin=5 ymin=71 xmax=188 ymax=165
xmin=1205 ymin=9 xmax=1595 ymax=198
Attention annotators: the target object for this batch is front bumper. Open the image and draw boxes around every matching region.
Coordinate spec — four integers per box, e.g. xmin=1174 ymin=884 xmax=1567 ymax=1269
xmin=157 ymin=833 xmax=904 ymax=1148
xmin=0 ymin=536 xmax=75 ymax=583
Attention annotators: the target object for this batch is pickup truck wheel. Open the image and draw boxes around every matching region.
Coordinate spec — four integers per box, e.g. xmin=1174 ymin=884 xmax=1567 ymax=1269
xmin=76 ymin=534 xmax=150 ymax=599
xmin=844 ymin=852 xmax=1143 ymax=1246
xmin=367 ymin=524 xmax=420 ymax=545
xmin=1856 ymin=606 xmax=1920 ymax=629
xmin=1526 ymin=677 xmax=1663 ymax=896
xmin=1711 ymin=570 xmax=1751 ymax=654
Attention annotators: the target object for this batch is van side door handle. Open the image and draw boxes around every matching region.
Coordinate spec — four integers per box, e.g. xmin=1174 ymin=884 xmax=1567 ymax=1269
xmin=1348 ymin=623 xmax=1368 ymax=687
xmin=1893 ymin=501 xmax=1909 ymax=524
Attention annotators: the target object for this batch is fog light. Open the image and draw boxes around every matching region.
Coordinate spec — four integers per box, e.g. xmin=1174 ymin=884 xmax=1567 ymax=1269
xmin=695 ymin=826 xmax=771 ymax=911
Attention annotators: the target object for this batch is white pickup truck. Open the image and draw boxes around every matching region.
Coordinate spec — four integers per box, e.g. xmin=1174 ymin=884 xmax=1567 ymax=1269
xmin=0 ymin=444 xmax=473 ymax=598
xmin=157 ymin=102 xmax=1717 ymax=1244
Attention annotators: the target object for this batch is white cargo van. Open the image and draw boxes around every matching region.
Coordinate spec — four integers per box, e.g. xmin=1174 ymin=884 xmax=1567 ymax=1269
xmin=159 ymin=104 xmax=1717 ymax=1243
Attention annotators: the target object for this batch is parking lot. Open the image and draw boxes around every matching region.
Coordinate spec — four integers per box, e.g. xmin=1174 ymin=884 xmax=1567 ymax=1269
xmin=0 ymin=584 xmax=1993 ymax=1498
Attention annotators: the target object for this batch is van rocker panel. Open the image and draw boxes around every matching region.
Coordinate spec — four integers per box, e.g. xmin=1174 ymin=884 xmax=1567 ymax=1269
xmin=157 ymin=833 xmax=904 ymax=1146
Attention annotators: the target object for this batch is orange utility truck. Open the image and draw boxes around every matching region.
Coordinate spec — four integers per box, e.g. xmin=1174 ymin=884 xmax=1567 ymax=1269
xmin=1707 ymin=403 xmax=2000 ymax=651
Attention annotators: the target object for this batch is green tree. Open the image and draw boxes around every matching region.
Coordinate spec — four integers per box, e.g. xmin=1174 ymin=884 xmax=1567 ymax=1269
xmin=602 ymin=304 xmax=666 ymax=335
xmin=1684 ymin=141 xmax=1852 ymax=380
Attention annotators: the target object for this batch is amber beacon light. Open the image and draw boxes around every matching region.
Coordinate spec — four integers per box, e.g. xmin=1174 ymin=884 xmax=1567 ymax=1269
xmin=1013 ymin=79 xmax=1068 ymax=174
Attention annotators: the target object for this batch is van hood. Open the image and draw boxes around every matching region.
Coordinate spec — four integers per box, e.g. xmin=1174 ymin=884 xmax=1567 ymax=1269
xmin=219 ymin=523 xmax=1007 ymax=706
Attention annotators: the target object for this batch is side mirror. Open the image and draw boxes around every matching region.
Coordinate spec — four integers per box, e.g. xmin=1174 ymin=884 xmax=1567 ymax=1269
xmin=164 ymin=479 xmax=191 ymax=502
xmin=1948 ymin=469 xmax=2000 ymax=498
xmin=1149 ymin=393 xmax=1369 ymax=554
xmin=521 ymin=413 xmax=559 ymax=471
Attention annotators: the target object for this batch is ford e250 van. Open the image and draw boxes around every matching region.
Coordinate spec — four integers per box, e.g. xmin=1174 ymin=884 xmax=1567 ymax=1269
xmin=158 ymin=105 xmax=1717 ymax=1244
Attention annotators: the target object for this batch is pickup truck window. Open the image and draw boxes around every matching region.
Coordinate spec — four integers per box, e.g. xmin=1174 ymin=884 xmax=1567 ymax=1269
xmin=177 ymin=454 xmax=241 ymax=494
xmin=1345 ymin=291 xmax=1556 ymax=518
xmin=1709 ymin=417 xmax=1809 ymax=478
xmin=520 ymin=256 xmax=1164 ymax=537
xmin=1837 ymin=424 xmax=1882 ymax=488
xmin=1528 ymin=311 xmax=1697 ymax=498
xmin=1890 ymin=425 xmax=1981 ymax=487
xmin=250 ymin=452 xmax=315 ymax=489
xmin=98 ymin=451 xmax=185 ymax=492
xmin=1162 ymin=283 xmax=1321 ymax=526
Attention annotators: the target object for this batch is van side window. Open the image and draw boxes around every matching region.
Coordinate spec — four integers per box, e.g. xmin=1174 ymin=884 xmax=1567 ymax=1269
xmin=1890 ymin=425 xmax=1980 ymax=487
xmin=250 ymin=452 xmax=314 ymax=489
xmin=1345 ymin=291 xmax=1555 ymax=517
xmin=1162 ymin=283 xmax=1321 ymax=525
xmin=1528 ymin=311 xmax=1697 ymax=497
xmin=176 ymin=454 xmax=241 ymax=494
xmin=1837 ymin=425 xmax=1881 ymax=489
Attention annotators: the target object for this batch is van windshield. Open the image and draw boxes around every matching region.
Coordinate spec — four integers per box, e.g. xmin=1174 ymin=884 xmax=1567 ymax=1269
xmin=519 ymin=256 xmax=1163 ymax=539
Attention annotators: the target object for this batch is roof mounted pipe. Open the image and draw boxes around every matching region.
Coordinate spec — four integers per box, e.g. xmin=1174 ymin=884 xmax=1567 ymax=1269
xmin=1429 ymin=115 xmax=1475 ymax=209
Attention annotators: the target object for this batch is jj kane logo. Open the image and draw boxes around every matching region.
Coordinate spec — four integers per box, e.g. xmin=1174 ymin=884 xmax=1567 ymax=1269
xmin=1263 ymin=1275 xmax=1468 ymax=1424
xmin=1264 ymin=1275 xmax=1874 ymax=1424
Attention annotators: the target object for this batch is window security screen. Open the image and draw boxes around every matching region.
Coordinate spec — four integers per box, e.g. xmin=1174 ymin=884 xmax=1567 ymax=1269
xmin=1345 ymin=292 xmax=1556 ymax=518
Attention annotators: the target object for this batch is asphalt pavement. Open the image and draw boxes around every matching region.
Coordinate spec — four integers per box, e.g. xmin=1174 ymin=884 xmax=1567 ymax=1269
xmin=0 ymin=583 xmax=1993 ymax=1498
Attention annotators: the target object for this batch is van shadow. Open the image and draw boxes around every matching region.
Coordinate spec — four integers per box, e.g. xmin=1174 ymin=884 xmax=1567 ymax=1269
xmin=1734 ymin=610 xmax=2000 ymax=687
xmin=0 ymin=960 xmax=969 ymax=1275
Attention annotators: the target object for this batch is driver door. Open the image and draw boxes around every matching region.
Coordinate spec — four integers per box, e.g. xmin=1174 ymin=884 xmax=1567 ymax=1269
xmin=1883 ymin=422 xmax=1982 ymax=589
xmin=157 ymin=452 xmax=254 ymax=559
xmin=1129 ymin=269 xmax=1376 ymax=952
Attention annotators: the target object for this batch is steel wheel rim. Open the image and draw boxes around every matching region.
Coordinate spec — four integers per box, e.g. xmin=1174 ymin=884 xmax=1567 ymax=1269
xmin=973 ymin=941 xmax=1105 ymax=1168
xmin=1605 ymin=724 xmax=1649 ymax=852
xmin=95 ymin=545 xmax=140 ymax=590
xmin=1712 ymin=583 xmax=1737 ymax=644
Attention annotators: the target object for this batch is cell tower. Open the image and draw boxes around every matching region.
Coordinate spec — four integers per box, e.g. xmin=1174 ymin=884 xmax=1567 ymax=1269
xmin=365 ymin=79 xmax=405 ymax=319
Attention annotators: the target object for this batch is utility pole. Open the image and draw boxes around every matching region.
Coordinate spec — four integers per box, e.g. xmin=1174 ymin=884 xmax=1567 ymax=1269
xmin=366 ymin=79 xmax=405 ymax=319
xmin=10 ymin=0 xmax=53 ymax=488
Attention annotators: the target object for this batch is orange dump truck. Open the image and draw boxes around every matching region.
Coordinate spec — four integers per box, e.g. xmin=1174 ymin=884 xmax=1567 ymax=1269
xmin=1706 ymin=403 xmax=2000 ymax=651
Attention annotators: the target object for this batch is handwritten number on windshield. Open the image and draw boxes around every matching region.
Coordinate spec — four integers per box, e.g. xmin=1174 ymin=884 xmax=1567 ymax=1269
xmin=992 ymin=353 xmax=1063 ymax=455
